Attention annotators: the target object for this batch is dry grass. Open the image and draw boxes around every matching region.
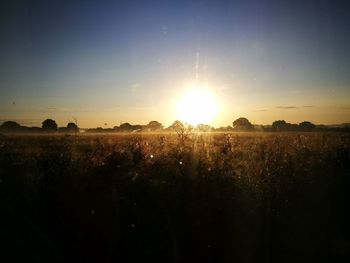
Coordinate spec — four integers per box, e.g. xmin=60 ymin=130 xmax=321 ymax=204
xmin=0 ymin=132 xmax=349 ymax=263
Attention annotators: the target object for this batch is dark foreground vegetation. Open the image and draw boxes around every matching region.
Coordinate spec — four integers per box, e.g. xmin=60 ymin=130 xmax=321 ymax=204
xmin=0 ymin=132 xmax=350 ymax=263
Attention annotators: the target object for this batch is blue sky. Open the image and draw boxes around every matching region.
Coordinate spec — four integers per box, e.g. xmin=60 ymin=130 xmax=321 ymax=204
xmin=1 ymin=0 xmax=349 ymax=127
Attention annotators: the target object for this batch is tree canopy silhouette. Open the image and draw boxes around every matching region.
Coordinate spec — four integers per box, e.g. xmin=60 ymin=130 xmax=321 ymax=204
xmin=146 ymin=121 xmax=163 ymax=131
xmin=271 ymin=120 xmax=314 ymax=131
xmin=299 ymin=121 xmax=316 ymax=131
xmin=0 ymin=121 xmax=21 ymax=131
xmin=272 ymin=120 xmax=288 ymax=131
xmin=232 ymin=117 xmax=254 ymax=131
xmin=67 ymin=122 xmax=79 ymax=132
xmin=42 ymin=119 xmax=58 ymax=132
xmin=117 ymin=122 xmax=142 ymax=132
xmin=167 ymin=120 xmax=185 ymax=132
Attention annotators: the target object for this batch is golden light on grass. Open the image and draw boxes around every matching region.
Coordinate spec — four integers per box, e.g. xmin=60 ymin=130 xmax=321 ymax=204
xmin=176 ymin=87 xmax=218 ymax=126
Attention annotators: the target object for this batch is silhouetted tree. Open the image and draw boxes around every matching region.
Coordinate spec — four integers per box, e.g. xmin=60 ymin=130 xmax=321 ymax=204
xmin=0 ymin=121 xmax=21 ymax=131
xmin=167 ymin=120 xmax=185 ymax=132
xmin=232 ymin=117 xmax=254 ymax=131
xmin=42 ymin=119 xmax=58 ymax=132
xmin=299 ymin=121 xmax=316 ymax=131
xmin=167 ymin=120 xmax=190 ymax=143
xmin=146 ymin=121 xmax=163 ymax=131
xmin=272 ymin=120 xmax=287 ymax=131
xmin=117 ymin=122 xmax=142 ymax=132
xmin=119 ymin=122 xmax=133 ymax=131
xmin=272 ymin=120 xmax=301 ymax=131
xmin=67 ymin=122 xmax=79 ymax=132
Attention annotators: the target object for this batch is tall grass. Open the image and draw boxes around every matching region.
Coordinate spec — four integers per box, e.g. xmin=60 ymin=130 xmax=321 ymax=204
xmin=0 ymin=132 xmax=349 ymax=262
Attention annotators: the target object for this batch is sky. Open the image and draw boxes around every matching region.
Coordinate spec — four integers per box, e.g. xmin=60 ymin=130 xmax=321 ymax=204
xmin=0 ymin=0 xmax=350 ymax=127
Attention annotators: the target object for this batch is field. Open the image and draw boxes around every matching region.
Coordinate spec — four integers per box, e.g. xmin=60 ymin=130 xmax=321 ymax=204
xmin=1 ymin=132 xmax=350 ymax=263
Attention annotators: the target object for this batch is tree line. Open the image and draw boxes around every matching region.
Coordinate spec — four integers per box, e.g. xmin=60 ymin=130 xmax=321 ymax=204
xmin=0 ymin=117 xmax=349 ymax=134
xmin=0 ymin=119 xmax=78 ymax=133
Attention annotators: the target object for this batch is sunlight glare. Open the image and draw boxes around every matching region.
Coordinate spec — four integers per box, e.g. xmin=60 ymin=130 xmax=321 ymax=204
xmin=176 ymin=88 xmax=218 ymax=125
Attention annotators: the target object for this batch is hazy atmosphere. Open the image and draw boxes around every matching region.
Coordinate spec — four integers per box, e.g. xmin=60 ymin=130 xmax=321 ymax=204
xmin=1 ymin=0 xmax=350 ymax=127
xmin=2 ymin=2 xmax=350 ymax=262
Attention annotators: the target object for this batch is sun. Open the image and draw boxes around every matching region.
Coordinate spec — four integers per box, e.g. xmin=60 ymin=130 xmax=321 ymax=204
xmin=176 ymin=88 xmax=218 ymax=126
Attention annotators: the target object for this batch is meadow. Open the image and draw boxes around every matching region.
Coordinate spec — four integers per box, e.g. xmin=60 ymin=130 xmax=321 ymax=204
xmin=0 ymin=132 xmax=349 ymax=263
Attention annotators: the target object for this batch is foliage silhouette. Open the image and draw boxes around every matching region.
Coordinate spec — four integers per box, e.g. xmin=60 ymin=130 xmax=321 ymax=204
xmin=232 ymin=117 xmax=254 ymax=131
xmin=42 ymin=119 xmax=58 ymax=132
